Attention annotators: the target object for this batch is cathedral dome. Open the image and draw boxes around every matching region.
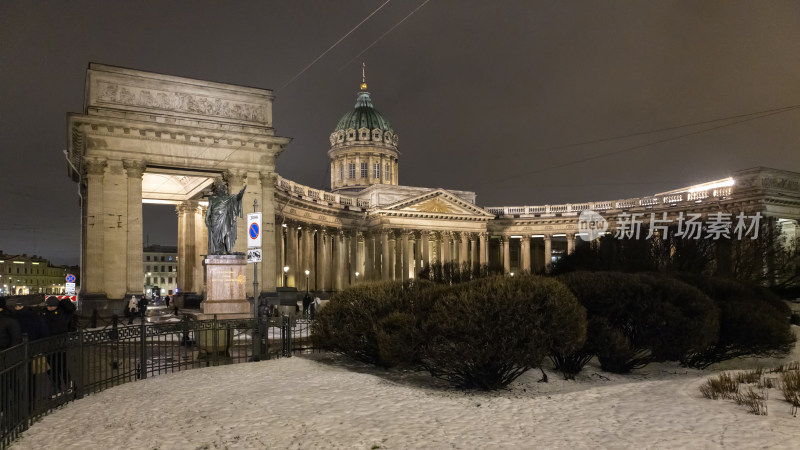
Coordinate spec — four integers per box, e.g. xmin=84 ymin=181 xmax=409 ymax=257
xmin=329 ymin=84 xmax=398 ymax=147
xmin=334 ymin=90 xmax=394 ymax=135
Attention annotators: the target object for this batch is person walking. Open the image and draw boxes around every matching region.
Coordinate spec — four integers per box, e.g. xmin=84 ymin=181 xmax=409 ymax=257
xmin=11 ymin=298 xmax=49 ymax=412
xmin=0 ymin=297 xmax=22 ymax=350
xmin=127 ymin=296 xmax=139 ymax=325
xmin=43 ymin=296 xmax=76 ymax=394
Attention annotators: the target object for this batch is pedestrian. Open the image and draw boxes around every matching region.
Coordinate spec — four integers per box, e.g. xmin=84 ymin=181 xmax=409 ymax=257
xmin=0 ymin=297 xmax=22 ymax=350
xmin=310 ymin=297 xmax=320 ymax=320
xmin=137 ymin=295 xmax=148 ymax=319
xmin=302 ymin=294 xmax=312 ymax=316
xmin=43 ymin=296 xmax=76 ymax=394
xmin=127 ymin=296 xmax=139 ymax=325
xmin=164 ymin=295 xmax=170 ymax=308
xmin=0 ymin=297 xmax=23 ymax=432
xmin=12 ymin=299 xmax=48 ymax=341
xmin=11 ymin=298 xmax=49 ymax=412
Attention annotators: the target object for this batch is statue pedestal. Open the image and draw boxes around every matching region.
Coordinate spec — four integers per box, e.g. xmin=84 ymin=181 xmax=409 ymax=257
xmin=199 ymin=254 xmax=251 ymax=318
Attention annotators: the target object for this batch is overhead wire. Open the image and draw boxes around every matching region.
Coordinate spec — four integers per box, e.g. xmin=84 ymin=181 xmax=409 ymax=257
xmin=277 ymin=0 xmax=392 ymax=93
xmin=339 ymin=0 xmax=430 ymax=72
xmin=475 ymin=105 xmax=800 ymax=189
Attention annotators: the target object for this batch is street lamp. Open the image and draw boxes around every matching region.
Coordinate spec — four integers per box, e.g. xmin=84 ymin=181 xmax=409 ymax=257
xmin=304 ymin=269 xmax=310 ymax=294
xmin=510 ymin=272 xmax=515 ymax=277
xmin=355 ymin=271 xmax=360 ymax=284
xmin=283 ymin=266 xmax=289 ymax=287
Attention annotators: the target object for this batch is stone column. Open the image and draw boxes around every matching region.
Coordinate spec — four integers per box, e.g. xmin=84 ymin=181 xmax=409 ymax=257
xmin=441 ymin=232 xmax=451 ymax=265
xmin=175 ymin=201 xmax=197 ymax=294
xmin=544 ymin=234 xmax=552 ymax=272
xmin=84 ymin=157 xmax=107 ymax=294
xmin=365 ymin=232 xmax=375 ymax=281
xmin=415 ymin=234 xmax=423 ymax=277
xmin=351 ymin=231 xmax=361 ymax=284
xmin=421 ymin=231 xmax=430 ymax=269
xmin=193 ymin=205 xmax=207 ymax=294
xmin=103 ymin=160 xmax=127 ymax=299
xmin=260 ymin=173 xmax=278 ymax=293
xmin=336 ymin=230 xmax=346 ymax=290
xmin=301 ymin=227 xmax=313 ymax=292
xmin=123 ymin=160 xmax=145 ymax=296
xmin=479 ymin=232 xmax=488 ymax=266
xmin=317 ymin=229 xmax=328 ymax=292
xmin=381 ymin=230 xmax=390 ymax=280
xmin=276 ymin=223 xmax=285 ymax=287
xmin=567 ymin=233 xmax=576 ymax=254
xmin=502 ymin=235 xmax=511 ymax=275
xmin=402 ymin=231 xmax=411 ymax=280
xmin=286 ymin=223 xmax=298 ymax=287
xmin=176 ymin=203 xmax=187 ymax=292
xmin=470 ymin=234 xmax=478 ymax=270
xmin=459 ymin=232 xmax=468 ymax=269
xmin=388 ymin=232 xmax=397 ymax=281
xmin=521 ymin=235 xmax=531 ymax=273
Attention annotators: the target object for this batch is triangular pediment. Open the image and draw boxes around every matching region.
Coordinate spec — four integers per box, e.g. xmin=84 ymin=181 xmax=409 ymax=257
xmin=378 ymin=189 xmax=495 ymax=219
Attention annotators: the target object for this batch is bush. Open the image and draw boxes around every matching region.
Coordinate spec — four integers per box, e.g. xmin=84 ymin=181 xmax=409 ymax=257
xmin=559 ymin=272 xmax=659 ymax=372
xmin=678 ymin=275 xmax=796 ymax=368
xmin=311 ymin=281 xmax=430 ymax=366
xmin=636 ymin=274 xmax=718 ymax=364
xmin=791 ymin=313 xmax=800 ymax=326
xmin=418 ymin=275 xmax=586 ymax=390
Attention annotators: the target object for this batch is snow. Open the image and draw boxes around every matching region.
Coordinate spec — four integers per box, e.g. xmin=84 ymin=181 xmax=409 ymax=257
xmin=10 ymin=329 xmax=800 ymax=449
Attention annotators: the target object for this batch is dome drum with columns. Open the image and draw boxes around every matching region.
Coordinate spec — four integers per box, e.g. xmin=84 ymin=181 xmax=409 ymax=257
xmin=328 ymin=76 xmax=399 ymax=193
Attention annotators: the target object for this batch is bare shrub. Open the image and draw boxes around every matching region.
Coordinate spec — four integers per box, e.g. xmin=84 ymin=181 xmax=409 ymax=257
xmin=699 ymin=372 xmax=739 ymax=400
xmin=781 ymin=369 xmax=800 ymax=417
xmin=734 ymin=387 xmax=768 ymax=415
xmin=735 ymin=368 xmax=764 ymax=384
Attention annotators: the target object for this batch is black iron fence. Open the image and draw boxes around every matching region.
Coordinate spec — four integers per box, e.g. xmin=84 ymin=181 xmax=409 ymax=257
xmin=0 ymin=314 xmax=316 ymax=449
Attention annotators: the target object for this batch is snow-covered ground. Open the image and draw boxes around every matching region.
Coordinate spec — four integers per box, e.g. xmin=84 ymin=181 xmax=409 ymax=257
xmin=10 ymin=326 xmax=800 ymax=449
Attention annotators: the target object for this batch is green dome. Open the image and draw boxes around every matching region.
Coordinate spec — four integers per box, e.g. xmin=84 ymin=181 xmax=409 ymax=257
xmin=334 ymin=91 xmax=394 ymax=135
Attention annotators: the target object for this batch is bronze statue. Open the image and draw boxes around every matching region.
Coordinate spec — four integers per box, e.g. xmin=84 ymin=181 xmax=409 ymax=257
xmin=205 ymin=180 xmax=246 ymax=254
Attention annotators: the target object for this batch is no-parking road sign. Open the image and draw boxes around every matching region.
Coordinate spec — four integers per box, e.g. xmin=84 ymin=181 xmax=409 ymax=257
xmin=247 ymin=213 xmax=262 ymax=248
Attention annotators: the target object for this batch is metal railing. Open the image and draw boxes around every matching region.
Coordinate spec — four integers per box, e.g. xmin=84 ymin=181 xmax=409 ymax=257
xmin=0 ymin=314 xmax=316 ymax=449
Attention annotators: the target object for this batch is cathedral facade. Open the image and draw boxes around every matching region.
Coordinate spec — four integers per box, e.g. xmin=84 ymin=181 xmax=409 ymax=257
xmin=66 ymin=64 xmax=800 ymax=311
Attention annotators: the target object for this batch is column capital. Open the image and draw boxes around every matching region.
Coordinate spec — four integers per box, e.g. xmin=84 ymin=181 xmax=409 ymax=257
xmin=84 ymin=157 xmax=107 ymax=176
xmin=223 ymin=168 xmax=246 ymax=185
xmin=122 ymin=159 xmax=146 ymax=178
xmin=543 ymin=234 xmax=552 ymax=242
xmin=259 ymin=172 xmax=278 ymax=186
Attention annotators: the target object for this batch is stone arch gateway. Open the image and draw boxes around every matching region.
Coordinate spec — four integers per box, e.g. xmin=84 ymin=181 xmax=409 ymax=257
xmin=67 ymin=64 xmax=291 ymax=313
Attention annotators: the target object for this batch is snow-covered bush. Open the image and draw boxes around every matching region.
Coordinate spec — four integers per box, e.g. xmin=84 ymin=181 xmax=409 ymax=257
xmin=418 ymin=275 xmax=585 ymax=390
xmin=678 ymin=275 xmax=796 ymax=368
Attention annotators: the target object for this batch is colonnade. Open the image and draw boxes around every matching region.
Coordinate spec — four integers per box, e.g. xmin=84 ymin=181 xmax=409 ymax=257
xmin=276 ymin=226 xmax=490 ymax=290
xmin=496 ymin=233 xmax=578 ymax=275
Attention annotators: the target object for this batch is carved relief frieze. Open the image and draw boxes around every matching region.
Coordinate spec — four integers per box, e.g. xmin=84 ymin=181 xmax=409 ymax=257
xmin=97 ymin=82 xmax=267 ymax=123
xmin=762 ymin=176 xmax=800 ymax=192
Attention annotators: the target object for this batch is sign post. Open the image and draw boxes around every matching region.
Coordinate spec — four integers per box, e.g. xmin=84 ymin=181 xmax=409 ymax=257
xmin=248 ymin=203 xmax=262 ymax=360
xmin=65 ymin=274 xmax=76 ymax=295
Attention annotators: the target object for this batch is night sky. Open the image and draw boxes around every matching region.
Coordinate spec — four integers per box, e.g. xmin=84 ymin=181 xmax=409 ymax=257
xmin=2 ymin=1 xmax=799 ymax=265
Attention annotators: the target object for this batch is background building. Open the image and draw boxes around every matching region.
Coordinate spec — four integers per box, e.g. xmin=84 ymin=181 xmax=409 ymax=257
xmin=0 ymin=251 xmax=76 ymax=296
xmin=143 ymin=245 xmax=178 ymax=297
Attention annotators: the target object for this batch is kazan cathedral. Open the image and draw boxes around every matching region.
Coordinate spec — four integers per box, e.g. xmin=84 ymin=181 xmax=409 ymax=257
xmin=66 ymin=64 xmax=800 ymax=310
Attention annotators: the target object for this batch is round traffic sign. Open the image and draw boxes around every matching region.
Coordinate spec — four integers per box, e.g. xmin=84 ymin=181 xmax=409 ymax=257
xmin=248 ymin=223 xmax=260 ymax=239
xmin=66 ymin=274 xmax=76 ymax=283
